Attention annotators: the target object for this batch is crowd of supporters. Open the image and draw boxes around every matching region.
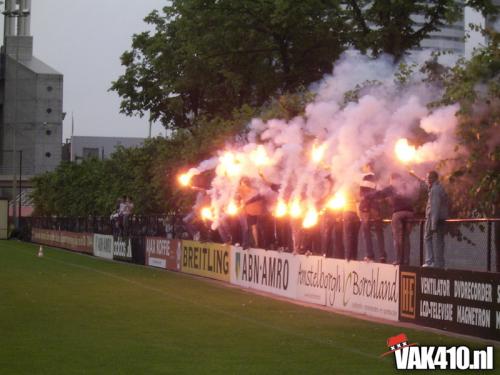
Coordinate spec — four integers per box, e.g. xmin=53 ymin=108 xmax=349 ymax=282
xmin=182 ymin=169 xmax=449 ymax=268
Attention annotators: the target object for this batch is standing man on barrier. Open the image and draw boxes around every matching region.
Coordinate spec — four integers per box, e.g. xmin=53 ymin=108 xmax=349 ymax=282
xmin=410 ymin=170 xmax=449 ymax=268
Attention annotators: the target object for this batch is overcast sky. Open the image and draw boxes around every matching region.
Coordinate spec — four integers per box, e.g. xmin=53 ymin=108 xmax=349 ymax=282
xmin=2 ymin=1 xmax=487 ymax=142
xmin=29 ymin=0 xmax=167 ymax=140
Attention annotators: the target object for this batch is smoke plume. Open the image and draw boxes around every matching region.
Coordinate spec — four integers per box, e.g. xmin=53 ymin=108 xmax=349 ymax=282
xmin=182 ymin=50 xmax=461 ymax=227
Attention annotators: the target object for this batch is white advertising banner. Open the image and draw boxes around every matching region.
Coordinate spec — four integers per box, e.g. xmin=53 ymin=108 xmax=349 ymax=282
xmin=322 ymin=259 xmax=399 ymax=321
xmin=93 ymin=234 xmax=114 ymax=260
xmin=295 ymin=255 xmax=327 ymax=306
xmin=231 ymin=247 xmax=298 ymax=299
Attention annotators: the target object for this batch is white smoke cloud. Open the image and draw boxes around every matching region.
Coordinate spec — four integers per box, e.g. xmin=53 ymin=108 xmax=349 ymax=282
xmin=184 ymin=50 xmax=461 ymax=227
xmin=417 ymin=104 xmax=460 ymax=163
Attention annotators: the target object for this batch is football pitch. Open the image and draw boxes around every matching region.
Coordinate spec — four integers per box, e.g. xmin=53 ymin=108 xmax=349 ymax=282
xmin=1 ymin=240 xmax=498 ymax=374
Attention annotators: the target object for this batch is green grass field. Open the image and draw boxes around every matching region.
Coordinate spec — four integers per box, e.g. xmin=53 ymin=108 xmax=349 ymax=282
xmin=1 ymin=240 xmax=498 ymax=374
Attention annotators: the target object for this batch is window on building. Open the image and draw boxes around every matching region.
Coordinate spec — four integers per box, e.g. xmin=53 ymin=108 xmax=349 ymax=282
xmin=82 ymin=148 xmax=100 ymax=160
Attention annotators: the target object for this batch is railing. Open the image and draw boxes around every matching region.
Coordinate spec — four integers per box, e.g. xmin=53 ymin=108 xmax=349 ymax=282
xmin=23 ymin=215 xmax=186 ymax=239
xmin=401 ymin=218 xmax=500 ymax=273
xmin=21 ymin=216 xmax=500 ymax=273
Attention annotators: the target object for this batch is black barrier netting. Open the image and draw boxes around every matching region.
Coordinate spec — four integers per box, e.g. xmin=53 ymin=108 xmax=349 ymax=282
xmin=24 ymin=216 xmax=499 ymax=272
xmin=131 ymin=237 xmax=146 ymax=265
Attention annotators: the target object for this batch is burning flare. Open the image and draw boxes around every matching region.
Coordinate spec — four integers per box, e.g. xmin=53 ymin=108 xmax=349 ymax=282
xmin=178 ymin=170 xmax=194 ymax=187
xmin=395 ymin=138 xmax=417 ymax=164
xmin=226 ymin=200 xmax=239 ymax=216
xmin=274 ymin=199 xmax=288 ymax=218
xmin=327 ymin=191 xmax=347 ymax=211
xmin=250 ymin=145 xmax=270 ymax=167
xmin=302 ymin=205 xmax=319 ymax=228
xmin=311 ymin=142 xmax=327 ymax=164
xmin=201 ymin=206 xmax=214 ymax=221
xmin=220 ymin=152 xmax=242 ymax=177
xmin=289 ymin=199 xmax=303 ymax=219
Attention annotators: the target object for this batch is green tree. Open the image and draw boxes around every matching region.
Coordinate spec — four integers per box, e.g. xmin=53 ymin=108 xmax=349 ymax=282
xmin=30 ymin=90 xmax=312 ymax=217
xmin=433 ymin=31 xmax=500 ymax=218
xmin=420 ymin=30 xmax=500 ymax=270
xmin=112 ymin=1 xmax=497 ymax=130
xmin=31 ymin=159 xmax=109 ymax=216
xmin=346 ymin=0 xmax=498 ymax=62
xmin=111 ymin=0 xmax=348 ymax=130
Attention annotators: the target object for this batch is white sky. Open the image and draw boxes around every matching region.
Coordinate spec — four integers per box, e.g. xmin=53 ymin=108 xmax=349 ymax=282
xmin=1 ymin=1 xmax=487 ymax=142
xmin=465 ymin=7 xmax=486 ymax=58
xmin=29 ymin=0 xmax=167 ymax=140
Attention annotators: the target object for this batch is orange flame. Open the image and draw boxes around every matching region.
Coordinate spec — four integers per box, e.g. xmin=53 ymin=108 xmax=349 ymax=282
xmin=311 ymin=142 xmax=327 ymax=164
xmin=178 ymin=172 xmax=193 ymax=187
xmin=201 ymin=206 xmax=214 ymax=221
xmin=226 ymin=201 xmax=239 ymax=216
xmin=220 ymin=152 xmax=242 ymax=177
xmin=289 ymin=199 xmax=303 ymax=219
xmin=327 ymin=191 xmax=346 ymax=211
xmin=395 ymin=138 xmax=417 ymax=164
xmin=274 ymin=199 xmax=288 ymax=218
xmin=251 ymin=145 xmax=270 ymax=167
xmin=302 ymin=205 xmax=319 ymax=228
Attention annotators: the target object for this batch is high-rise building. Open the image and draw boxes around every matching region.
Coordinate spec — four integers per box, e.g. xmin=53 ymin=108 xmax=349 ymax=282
xmin=413 ymin=6 xmax=465 ymax=55
xmin=0 ymin=0 xmax=63 ymax=204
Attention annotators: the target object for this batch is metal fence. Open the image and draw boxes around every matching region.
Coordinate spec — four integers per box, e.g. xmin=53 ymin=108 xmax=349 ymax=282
xmin=24 ymin=215 xmax=186 ymax=239
xmin=22 ymin=216 xmax=499 ymax=273
xmin=387 ymin=219 xmax=498 ymax=273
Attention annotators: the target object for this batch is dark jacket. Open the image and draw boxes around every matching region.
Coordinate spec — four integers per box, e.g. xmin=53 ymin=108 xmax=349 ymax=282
xmin=359 ymin=186 xmax=381 ymax=215
xmin=368 ymin=186 xmax=413 ymax=214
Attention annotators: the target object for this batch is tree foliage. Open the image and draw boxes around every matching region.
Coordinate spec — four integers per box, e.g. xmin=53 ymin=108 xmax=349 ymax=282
xmin=34 ymin=1 xmax=500 ymax=218
xmin=346 ymin=0 xmax=497 ymax=61
xmin=111 ymin=0 xmax=490 ymax=130
xmin=437 ymin=31 xmax=500 ymax=217
xmin=30 ymin=93 xmax=310 ymax=217
xmin=111 ymin=0 xmax=347 ymax=130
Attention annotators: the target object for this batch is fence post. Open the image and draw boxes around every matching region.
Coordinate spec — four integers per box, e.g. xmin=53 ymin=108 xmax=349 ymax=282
xmin=487 ymin=221 xmax=492 ymax=272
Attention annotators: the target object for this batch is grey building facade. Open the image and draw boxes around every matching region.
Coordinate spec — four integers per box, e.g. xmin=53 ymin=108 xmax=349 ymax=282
xmin=70 ymin=136 xmax=145 ymax=162
xmin=1 ymin=36 xmax=63 ymax=175
xmin=0 ymin=0 xmax=63 ymax=196
xmin=411 ymin=1 xmax=466 ymax=55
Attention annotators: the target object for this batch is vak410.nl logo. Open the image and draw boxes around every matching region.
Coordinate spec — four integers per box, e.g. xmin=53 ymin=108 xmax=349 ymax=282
xmin=381 ymin=333 xmax=494 ymax=370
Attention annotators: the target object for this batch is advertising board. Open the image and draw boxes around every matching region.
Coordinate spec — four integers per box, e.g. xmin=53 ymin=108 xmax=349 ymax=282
xmin=32 ymin=228 xmax=93 ymax=254
xmin=93 ymin=234 xmax=113 ymax=260
xmin=181 ymin=240 xmax=230 ymax=282
xmin=231 ymin=247 xmax=298 ymax=299
xmin=399 ymin=266 xmax=500 ymax=340
xmin=321 ymin=259 xmax=399 ymax=321
xmin=113 ymin=238 xmax=133 ymax=261
xmin=145 ymin=237 xmax=181 ymax=271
